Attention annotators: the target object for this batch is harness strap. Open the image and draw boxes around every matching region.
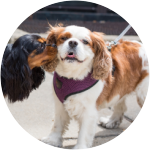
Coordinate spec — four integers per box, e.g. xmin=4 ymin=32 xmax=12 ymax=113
xmin=53 ymin=72 xmax=99 ymax=103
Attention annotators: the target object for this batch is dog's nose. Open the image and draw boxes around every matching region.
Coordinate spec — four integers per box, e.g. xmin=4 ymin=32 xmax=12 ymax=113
xmin=69 ymin=41 xmax=78 ymax=48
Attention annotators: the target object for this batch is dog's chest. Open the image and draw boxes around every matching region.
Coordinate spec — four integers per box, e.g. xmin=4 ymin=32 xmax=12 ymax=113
xmin=63 ymin=81 xmax=104 ymax=119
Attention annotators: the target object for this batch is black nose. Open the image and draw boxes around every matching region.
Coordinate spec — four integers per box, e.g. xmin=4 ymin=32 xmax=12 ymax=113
xmin=69 ymin=41 xmax=78 ymax=48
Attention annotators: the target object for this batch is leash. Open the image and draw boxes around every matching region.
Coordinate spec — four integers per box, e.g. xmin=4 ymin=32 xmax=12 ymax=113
xmin=107 ymin=24 xmax=131 ymax=75
xmin=107 ymin=24 xmax=131 ymax=51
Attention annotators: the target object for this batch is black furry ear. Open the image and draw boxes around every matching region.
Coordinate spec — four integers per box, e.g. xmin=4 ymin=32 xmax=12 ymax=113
xmin=1 ymin=44 xmax=13 ymax=97
xmin=2 ymin=45 xmax=44 ymax=102
xmin=31 ymin=67 xmax=45 ymax=89
xmin=1 ymin=61 xmax=7 ymax=97
xmin=4 ymin=47 xmax=32 ymax=102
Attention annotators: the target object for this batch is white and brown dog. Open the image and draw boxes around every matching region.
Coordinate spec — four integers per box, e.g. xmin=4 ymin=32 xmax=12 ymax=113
xmin=42 ymin=25 xmax=149 ymax=149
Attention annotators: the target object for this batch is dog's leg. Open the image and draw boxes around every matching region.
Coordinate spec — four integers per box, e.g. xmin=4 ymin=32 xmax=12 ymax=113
xmin=99 ymin=96 xmax=127 ymax=129
xmin=73 ymin=107 xmax=98 ymax=149
xmin=41 ymin=97 xmax=70 ymax=147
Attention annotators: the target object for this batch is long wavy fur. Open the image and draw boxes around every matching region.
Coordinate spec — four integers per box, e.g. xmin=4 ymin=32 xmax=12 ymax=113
xmin=91 ymin=32 xmax=112 ymax=80
xmin=1 ymin=35 xmax=45 ymax=102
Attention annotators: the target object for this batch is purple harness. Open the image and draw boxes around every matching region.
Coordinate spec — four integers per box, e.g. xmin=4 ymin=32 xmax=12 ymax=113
xmin=53 ymin=72 xmax=99 ymax=103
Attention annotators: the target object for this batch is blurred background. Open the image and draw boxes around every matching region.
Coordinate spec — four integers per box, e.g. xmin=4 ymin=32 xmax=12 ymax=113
xmin=18 ymin=1 xmax=137 ymax=35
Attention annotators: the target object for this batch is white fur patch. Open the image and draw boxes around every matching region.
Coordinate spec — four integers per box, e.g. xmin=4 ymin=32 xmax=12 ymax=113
xmin=65 ymin=25 xmax=90 ymax=40
xmin=132 ymin=41 xmax=149 ymax=72
xmin=41 ymin=133 xmax=62 ymax=147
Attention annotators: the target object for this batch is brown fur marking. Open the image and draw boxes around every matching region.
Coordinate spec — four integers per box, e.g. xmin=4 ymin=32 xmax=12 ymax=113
xmin=42 ymin=25 xmax=65 ymax=72
xmin=57 ymin=32 xmax=72 ymax=46
xmin=96 ymin=40 xmax=147 ymax=107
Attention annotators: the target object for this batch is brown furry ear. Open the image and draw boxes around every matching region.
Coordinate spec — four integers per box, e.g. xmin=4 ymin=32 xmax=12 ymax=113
xmin=46 ymin=24 xmax=64 ymax=45
xmin=91 ymin=32 xmax=112 ymax=80
xmin=42 ymin=24 xmax=64 ymax=72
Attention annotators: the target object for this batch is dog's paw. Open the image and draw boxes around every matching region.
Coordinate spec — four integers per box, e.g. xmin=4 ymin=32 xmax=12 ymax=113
xmin=73 ymin=144 xmax=87 ymax=149
xmin=40 ymin=136 xmax=62 ymax=147
xmin=99 ymin=116 xmax=122 ymax=129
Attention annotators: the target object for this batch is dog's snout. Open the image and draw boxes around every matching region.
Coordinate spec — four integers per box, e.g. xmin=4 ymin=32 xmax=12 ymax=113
xmin=69 ymin=41 xmax=78 ymax=48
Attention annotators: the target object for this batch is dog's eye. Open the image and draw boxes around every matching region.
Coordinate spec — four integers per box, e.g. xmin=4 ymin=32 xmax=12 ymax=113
xmin=82 ymin=39 xmax=89 ymax=45
xmin=41 ymin=43 xmax=46 ymax=49
xmin=61 ymin=37 xmax=68 ymax=41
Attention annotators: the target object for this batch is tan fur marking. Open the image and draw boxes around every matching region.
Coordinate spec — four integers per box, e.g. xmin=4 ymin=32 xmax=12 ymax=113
xmin=28 ymin=46 xmax=57 ymax=70
xmin=137 ymin=98 xmax=143 ymax=107
xmin=57 ymin=32 xmax=72 ymax=46
xmin=37 ymin=38 xmax=46 ymax=43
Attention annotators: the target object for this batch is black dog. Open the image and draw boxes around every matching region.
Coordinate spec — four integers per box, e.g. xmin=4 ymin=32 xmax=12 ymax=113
xmin=1 ymin=34 xmax=57 ymax=103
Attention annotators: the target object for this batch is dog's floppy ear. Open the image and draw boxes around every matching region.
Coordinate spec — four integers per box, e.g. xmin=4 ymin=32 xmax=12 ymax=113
xmin=91 ymin=32 xmax=112 ymax=80
xmin=31 ymin=67 xmax=45 ymax=89
xmin=4 ymin=45 xmax=33 ymax=102
xmin=42 ymin=24 xmax=64 ymax=72
xmin=3 ymin=45 xmax=44 ymax=102
xmin=1 ymin=44 xmax=13 ymax=97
